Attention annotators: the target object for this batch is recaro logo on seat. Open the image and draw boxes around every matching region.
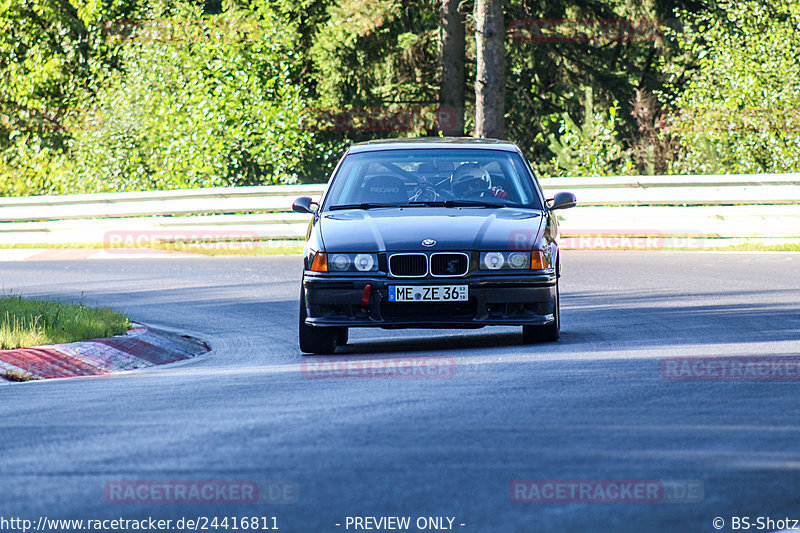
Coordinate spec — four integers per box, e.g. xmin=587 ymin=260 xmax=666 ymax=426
xmin=370 ymin=187 xmax=400 ymax=193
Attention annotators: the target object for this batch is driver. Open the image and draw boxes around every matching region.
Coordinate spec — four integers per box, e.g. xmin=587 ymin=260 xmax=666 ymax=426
xmin=450 ymin=163 xmax=508 ymax=199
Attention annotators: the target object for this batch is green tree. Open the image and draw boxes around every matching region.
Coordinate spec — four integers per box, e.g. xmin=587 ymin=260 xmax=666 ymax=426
xmin=504 ymin=0 xmax=704 ymax=172
xmin=0 ymin=0 xmax=331 ymax=193
xmin=66 ymin=2 xmax=319 ymax=190
xmin=0 ymin=0 xmax=146 ymax=194
xmin=311 ymin=0 xmax=438 ymax=108
xmin=666 ymin=0 xmax=800 ymax=173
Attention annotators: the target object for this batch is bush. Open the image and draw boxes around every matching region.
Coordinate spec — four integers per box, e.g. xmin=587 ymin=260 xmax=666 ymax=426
xmin=537 ymin=87 xmax=634 ymax=177
xmin=66 ymin=3 xmax=321 ymax=191
xmin=0 ymin=1 xmax=338 ymax=195
xmin=667 ymin=0 xmax=800 ymax=173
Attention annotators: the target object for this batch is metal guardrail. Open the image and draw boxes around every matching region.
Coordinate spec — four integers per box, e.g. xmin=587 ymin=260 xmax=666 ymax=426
xmin=0 ymin=174 xmax=799 ymax=246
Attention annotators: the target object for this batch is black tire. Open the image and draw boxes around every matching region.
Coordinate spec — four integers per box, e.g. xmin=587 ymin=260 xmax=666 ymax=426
xmin=336 ymin=328 xmax=349 ymax=346
xmin=299 ymin=287 xmax=338 ymax=355
xmin=522 ymin=279 xmax=560 ymax=343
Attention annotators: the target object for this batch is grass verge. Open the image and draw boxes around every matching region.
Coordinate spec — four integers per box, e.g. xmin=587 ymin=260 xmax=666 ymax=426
xmin=695 ymin=243 xmax=800 ymax=252
xmin=0 ymin=296 xmax=129 ymax=350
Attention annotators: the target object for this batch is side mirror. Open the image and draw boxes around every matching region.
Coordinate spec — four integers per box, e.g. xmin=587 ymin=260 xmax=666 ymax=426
xmin=548 ymin=191 xmax=577 ymax=211
xmin=292 ymin=196 xmax=317 ymax=214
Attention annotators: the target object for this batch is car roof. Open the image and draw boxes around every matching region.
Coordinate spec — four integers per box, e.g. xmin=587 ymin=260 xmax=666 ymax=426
xmin=348 ymin=137 xmax=520 ymax=154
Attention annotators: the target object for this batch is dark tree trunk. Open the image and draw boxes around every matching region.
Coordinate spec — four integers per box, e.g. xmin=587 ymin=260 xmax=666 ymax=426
xmin=438 ymin=0 xmax=465 ymax=136
xmin=474 ymin=0 xmax=505 ymax=139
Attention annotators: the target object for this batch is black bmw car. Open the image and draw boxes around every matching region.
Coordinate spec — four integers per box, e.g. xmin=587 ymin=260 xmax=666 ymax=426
xmin=292 ymin=138 xmax=576 ymax=354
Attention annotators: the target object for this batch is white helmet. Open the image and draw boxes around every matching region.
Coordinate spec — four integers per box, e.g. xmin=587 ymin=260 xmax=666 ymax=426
xmin=451 ymin=163 xmax=491 ymax=197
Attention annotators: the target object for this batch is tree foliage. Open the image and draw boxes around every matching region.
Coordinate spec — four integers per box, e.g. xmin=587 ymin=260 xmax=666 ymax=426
xmin=1 ymin=0 xmax=328 ymax=194
xmin=2 ymin=0 xmax=799 ymax=196
xmin=504 ymin=0 xmax=702 ymax=173
xmin=667 ymin=0 xmax=800 ymax=173
xmin=543 ymin=87 xmax=633 ymax=176
xmin=0 ymin=0 xmax=145 ymax=194
xmin=310 ymin=0 xmax=438 ymax=107
xmin=68 ymin=2 xmax=318 ymax=191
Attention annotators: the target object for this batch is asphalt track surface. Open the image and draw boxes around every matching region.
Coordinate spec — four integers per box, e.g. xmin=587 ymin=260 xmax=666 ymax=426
xmin=0 ymin=251 xmax=799 ymax=533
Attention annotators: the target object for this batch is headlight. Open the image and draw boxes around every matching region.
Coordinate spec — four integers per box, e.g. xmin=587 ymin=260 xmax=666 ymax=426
xmin=353 ymin=254 xmax=375 ymax=272
xmin=479 ymin=251 xmax=549 ymax=270
xmin=482 ymin=252 xmax=505 ymax=270
xmin=325 ymin=253 xmax=379 ymax=272
xmin=508 ymin=252 xmax=530 ymax=269
xmin=330 ymin=254 xmax=351 ymax=271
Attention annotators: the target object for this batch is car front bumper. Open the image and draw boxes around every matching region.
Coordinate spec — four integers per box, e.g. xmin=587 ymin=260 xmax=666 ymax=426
xmin=303 ymin=272 xmax=557 ymax=328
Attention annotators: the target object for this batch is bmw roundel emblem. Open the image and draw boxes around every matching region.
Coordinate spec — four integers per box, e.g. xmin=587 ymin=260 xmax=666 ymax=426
xmin=421 ymin=239 xmax=436 ymax=247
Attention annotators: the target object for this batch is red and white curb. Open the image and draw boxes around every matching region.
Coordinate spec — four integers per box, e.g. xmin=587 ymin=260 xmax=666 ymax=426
xmin=0 ymin=323 xmax=209 ymax=381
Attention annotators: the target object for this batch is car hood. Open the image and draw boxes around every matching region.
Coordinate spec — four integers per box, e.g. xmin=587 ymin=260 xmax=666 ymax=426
xmin=318 ymin=207 xmax=544 ymax=252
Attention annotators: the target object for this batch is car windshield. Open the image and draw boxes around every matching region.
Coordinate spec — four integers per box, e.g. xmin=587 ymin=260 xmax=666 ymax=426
xmin=323 ymin=148 xmax=543 ymax=210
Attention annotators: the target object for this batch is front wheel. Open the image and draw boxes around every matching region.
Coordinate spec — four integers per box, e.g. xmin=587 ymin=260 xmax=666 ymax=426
xmin=299 ymin=287 xmax=338 ymax=355
xmin=522 ymin=280 xmax=560 ymax=343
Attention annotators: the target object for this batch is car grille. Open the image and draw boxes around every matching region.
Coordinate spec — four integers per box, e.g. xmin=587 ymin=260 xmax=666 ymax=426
xmin=430 ymin=253 xmax=469 ymax=277
xmin=389 ymin=254 xmax=427 ymax=277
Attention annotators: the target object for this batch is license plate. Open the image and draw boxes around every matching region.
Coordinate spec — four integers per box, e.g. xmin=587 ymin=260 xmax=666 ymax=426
xmin=388 ymin=285 xmax=468 ymax=302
